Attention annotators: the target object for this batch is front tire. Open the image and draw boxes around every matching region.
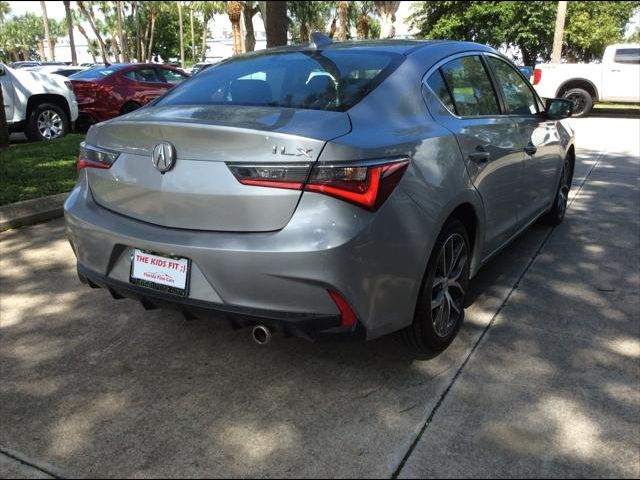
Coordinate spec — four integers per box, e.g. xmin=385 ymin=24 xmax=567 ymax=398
xmin=403 ymin=218 xmax=470 ymax=354
xmin=26 ymin=103 xmax=69 ymax=141
xmin=562 ymin=87 xmax=593 ymax=118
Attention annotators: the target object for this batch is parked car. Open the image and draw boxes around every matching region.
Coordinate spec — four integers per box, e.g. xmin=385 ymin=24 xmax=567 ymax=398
xmin=65 ymin=37 xmax=575 ymax=354
xmin=189 ymin=61 xmax=221 ymax=75
xmin=0 ymin=62 xmax=79 ymax=141
xmin=24 ymin=65 xmax=87 ymax=77
xmin=10 ymin=61 xmax=67 ymax=69
xmin=532 ymin=43 xmax=640 ymax=116
xmin=69 ymin=63 xmax=190 ymax=126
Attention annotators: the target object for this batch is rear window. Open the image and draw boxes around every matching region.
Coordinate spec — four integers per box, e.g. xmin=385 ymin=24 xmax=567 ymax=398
xmin=70 ymin=65 xmax=122 ymax=80
xmin=614 ymin=48 xmax=640 ymax=64
xmin=156 ymin=50 xmax=403 ymax=112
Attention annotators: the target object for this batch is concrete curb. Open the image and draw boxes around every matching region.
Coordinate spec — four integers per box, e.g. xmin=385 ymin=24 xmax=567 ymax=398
xmin=0 ymin=192 xmax=69 ymax=232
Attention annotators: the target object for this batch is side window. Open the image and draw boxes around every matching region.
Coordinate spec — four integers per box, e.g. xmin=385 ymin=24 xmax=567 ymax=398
xmin=426 ymin=69 xmax=456 ymax=113
xmin=125 ymin=68 xmax=162 ymax=83
xmin=439 ymin=56 xmax=501 ymax=117
xmin=614 ymin=48 xmax=640 ymax=64
xmin=488 ymin=57 xmax=538 ymax=115
xmin=161 ymin=69 xmax=188 ymax=84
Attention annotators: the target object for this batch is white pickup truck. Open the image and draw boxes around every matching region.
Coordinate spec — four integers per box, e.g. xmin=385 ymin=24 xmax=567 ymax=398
xmin=532 ymin=44 xmax=640 ymax=117
xmin=1 ymin=62 xmax=79 ymax=141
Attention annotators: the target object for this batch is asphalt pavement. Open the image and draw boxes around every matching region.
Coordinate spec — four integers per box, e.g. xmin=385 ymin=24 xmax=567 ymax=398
xmin=0 ymin=116 xmax=638 ymax=478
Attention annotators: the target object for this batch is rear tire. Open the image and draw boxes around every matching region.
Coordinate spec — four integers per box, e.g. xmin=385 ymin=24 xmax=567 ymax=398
xmin=562 ymin=87 xmax=593 ymax=118
xmin=25 ymin=103 xmax=69 ymax=142
xmin=402 ymin=218 xmax=470 ymax=354
xmin=541 ymin=156 xmax=572 ymax=226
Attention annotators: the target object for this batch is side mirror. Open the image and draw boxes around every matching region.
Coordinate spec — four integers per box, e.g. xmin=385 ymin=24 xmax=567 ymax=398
xmin=546 ymin=98 xmax=573 ymax=120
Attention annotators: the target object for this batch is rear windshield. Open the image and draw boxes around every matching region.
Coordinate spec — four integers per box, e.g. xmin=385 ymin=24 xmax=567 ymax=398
xmin=156 ymin=50 xmax=403 ymax=112
xmin=70 ymin=65 xmax=122 ymax=80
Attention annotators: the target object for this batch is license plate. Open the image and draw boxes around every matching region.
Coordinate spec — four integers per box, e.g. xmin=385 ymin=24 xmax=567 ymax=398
xmin=130 ymin=249 xmax=190 ymax=296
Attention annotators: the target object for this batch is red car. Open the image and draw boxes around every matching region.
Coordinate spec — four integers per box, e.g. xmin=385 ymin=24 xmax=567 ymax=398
xmin=70 ymin=63 xmax=190 ymax=126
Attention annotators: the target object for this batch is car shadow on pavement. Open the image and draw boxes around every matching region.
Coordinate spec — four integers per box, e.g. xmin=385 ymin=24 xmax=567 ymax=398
xmin=0 ymin=145 xmax=638 ymax=478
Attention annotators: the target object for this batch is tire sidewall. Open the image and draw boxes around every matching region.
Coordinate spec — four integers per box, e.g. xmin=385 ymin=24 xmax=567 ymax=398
xmin=563 ymin=88 xmax=593 ymax=118
xmin=27 ymin=103 xmax=69 ymax=141
xmin=412 ymin=218 xmax=471 ymax=352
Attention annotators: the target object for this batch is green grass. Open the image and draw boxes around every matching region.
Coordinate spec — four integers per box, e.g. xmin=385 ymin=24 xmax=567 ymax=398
xmin=0 ymin=134 xmax=85 ymax=205
xmin=594 ymin=103 xmax=640 ymax=110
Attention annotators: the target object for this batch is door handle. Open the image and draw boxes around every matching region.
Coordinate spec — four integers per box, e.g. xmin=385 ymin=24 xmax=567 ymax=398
xmin=468 ymin=147 xmax=490 ymax=164
xmin=524 ymin=143 xmax=537 ymax=156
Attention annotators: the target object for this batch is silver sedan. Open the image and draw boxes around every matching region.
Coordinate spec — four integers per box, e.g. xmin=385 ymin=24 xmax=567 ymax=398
xmin=65 ymin=35 xmax=575 ymax=354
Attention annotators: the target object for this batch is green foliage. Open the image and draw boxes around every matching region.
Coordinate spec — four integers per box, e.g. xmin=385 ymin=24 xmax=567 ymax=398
xmin=0 ymin=13 xmax=47 ymax=62
xmin=0 ymin=134 xmax=85 ymax=205
xmin=409 ymin=1 xmax=640 ymax=64
xmin=564 ymin=1 xmax=640 ymax=61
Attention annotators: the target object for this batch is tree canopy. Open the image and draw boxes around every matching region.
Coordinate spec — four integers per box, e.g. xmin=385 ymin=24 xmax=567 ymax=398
xmin=409 ymin=1 xmax=640 ymax=64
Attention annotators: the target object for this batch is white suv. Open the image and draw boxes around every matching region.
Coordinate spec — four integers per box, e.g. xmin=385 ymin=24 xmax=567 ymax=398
xmin=1 ymin=62 xmax=79 ymax=141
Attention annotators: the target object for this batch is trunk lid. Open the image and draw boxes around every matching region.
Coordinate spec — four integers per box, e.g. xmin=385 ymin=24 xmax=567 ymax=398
xmin=85 ymin=104 xmax=351 ymax=232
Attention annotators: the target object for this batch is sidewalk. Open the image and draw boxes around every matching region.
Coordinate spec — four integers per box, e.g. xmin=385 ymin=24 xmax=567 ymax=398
xmin=398 ymin=118 xmax=640 ymax=478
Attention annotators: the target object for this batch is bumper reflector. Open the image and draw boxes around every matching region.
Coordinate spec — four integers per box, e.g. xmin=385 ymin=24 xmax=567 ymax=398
xmin=328 ymin=289 xmax=357 ymax=328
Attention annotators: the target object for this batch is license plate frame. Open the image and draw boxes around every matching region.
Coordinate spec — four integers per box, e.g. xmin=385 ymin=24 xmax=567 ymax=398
xmin=129 ymin=249 xmax=191 ymax=297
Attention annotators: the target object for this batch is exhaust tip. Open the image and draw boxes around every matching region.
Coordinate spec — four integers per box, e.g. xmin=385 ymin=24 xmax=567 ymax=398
xmin=251 ymin=325 xmax=272 ymax=346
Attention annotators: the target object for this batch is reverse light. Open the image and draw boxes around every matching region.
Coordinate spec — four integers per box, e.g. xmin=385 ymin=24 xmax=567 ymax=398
xmin=532 ymin=68 xmax=542 ymax=85
xmin=228 ymin=158 xmax=410 ymax=211
xmin=77 ymin=142 xmax=120 ymax=173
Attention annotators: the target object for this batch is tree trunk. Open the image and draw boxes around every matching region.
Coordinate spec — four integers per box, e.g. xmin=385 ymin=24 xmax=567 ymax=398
xmin=116 ymin=1 xmax=128 ymax=62
xmin=178 ymin=1 xmax=185 ymax=66
xmin=0 ymin=86 xmax=9 ymax=149
xmin=147 ymin=5 xmax=157 ymax=62
xmin=374 ymin=1 xmax=400 ymax=39
xmin=551 ymin=0 xmax=568 ymax=64
xmin=227 ymin=2 xmax=243 ymax=56
xmin=63 ymin=1 xmax=77 ymax=65
xmin=190 ymin=5 xmax=196 ymax=63
xmin=37 ymin=40 xmax=46 ymax=61
xmin=356 ymin=15 xmax=369 ymax=40
xmin=133 ymin=1 xmax=141 ymax=61
xmin=78 ymin=1 xmax=110 ymax=63
xmin=329 ymin=17 xmax=337 ymax=39
xmin=40 ymin=1 xmax=54 ymax=61
xmin=265 ymin=1 xmax=287 ymax=48
xmin=243 ymin=3 xmax=257 ymax=52
xmin=76 ymin=23 xmax=97 ymax=62
xmin=201 ymin=13 xmax=210 ymax=62
xmin=338 ymin=1 xmax=348 ymax=41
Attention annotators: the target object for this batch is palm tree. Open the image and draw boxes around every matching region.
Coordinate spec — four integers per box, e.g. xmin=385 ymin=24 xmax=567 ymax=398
xmin=72 ymin=9 xmax=96 ymax=62
xmin=0 ymin=1 xmax=11 ymax=22
xmin=77 ymin=1 xmax=110 ymax=63
xmin=189 ymin=2 xmax=196 ymax=63
xmin=265 ymin=0 xmax=287 ymax=47
xmin=194 ymin=1 xmax=224 ymax=62
xmin=147 ymin=2 xmax=158 ymax=62
xmin=373 ymin=1 xmax=400 ymax=38
xmin=338 ymin=1 xmax=348 ymax=41
xmin=39 ymin=1 xmax=54 ymax=60
xmin=243 ymin=2 xmax=259 ymax=52
xmin=116 ymin=1 xmax=128 ymax=62
xmin=226 ymin=1 xmax=243 ymax=55
xmin=552 ymin=1 xmax=568 ymax=63
xmin=178 ymin=1 xmax=185 ymax=66
xmin=63 ymin=1 xmax=77 ymax=65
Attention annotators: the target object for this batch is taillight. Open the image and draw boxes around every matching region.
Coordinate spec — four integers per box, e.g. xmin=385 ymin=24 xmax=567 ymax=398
xmin=77 ymin=142 xmax=120 ymax=173
xmin=306 ymin=159 xmax=409 ymax=211
xmin=227 ymin=158 xmax=410 ymax=211
xmin=532 ymin=68 xmax=542 ymax=85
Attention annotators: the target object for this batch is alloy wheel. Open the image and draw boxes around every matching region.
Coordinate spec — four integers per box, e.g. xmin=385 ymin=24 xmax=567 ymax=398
xmin=431 ymin=233 xmax=467 ymax=338
xmin=565 ymin=92 xmax=587 ymax=116
xmin=37 ymin=110 xmax=64 ymax=140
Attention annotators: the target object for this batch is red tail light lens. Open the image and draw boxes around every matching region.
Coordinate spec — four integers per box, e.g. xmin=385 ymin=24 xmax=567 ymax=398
xmin=328 ymin=289 xmax=358 ymax=328
xmin=532 ymin=68 xmax=542 ymax=85
xmin=77 ymin=142 xmax=120 ymax=173
xmin=306 ymin=159 xmax=409 ymax=211
xmin=228 ymin=158 xmax=409 ymax=211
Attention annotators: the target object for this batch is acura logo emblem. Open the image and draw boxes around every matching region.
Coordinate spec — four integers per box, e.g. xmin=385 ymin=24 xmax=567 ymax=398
xmin=152 ymin=142 xmax=176 ymax=173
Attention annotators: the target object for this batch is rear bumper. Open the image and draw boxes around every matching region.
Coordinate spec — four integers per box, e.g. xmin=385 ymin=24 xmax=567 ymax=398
xmin=77 ymin=264 xmax=364 ymax=342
